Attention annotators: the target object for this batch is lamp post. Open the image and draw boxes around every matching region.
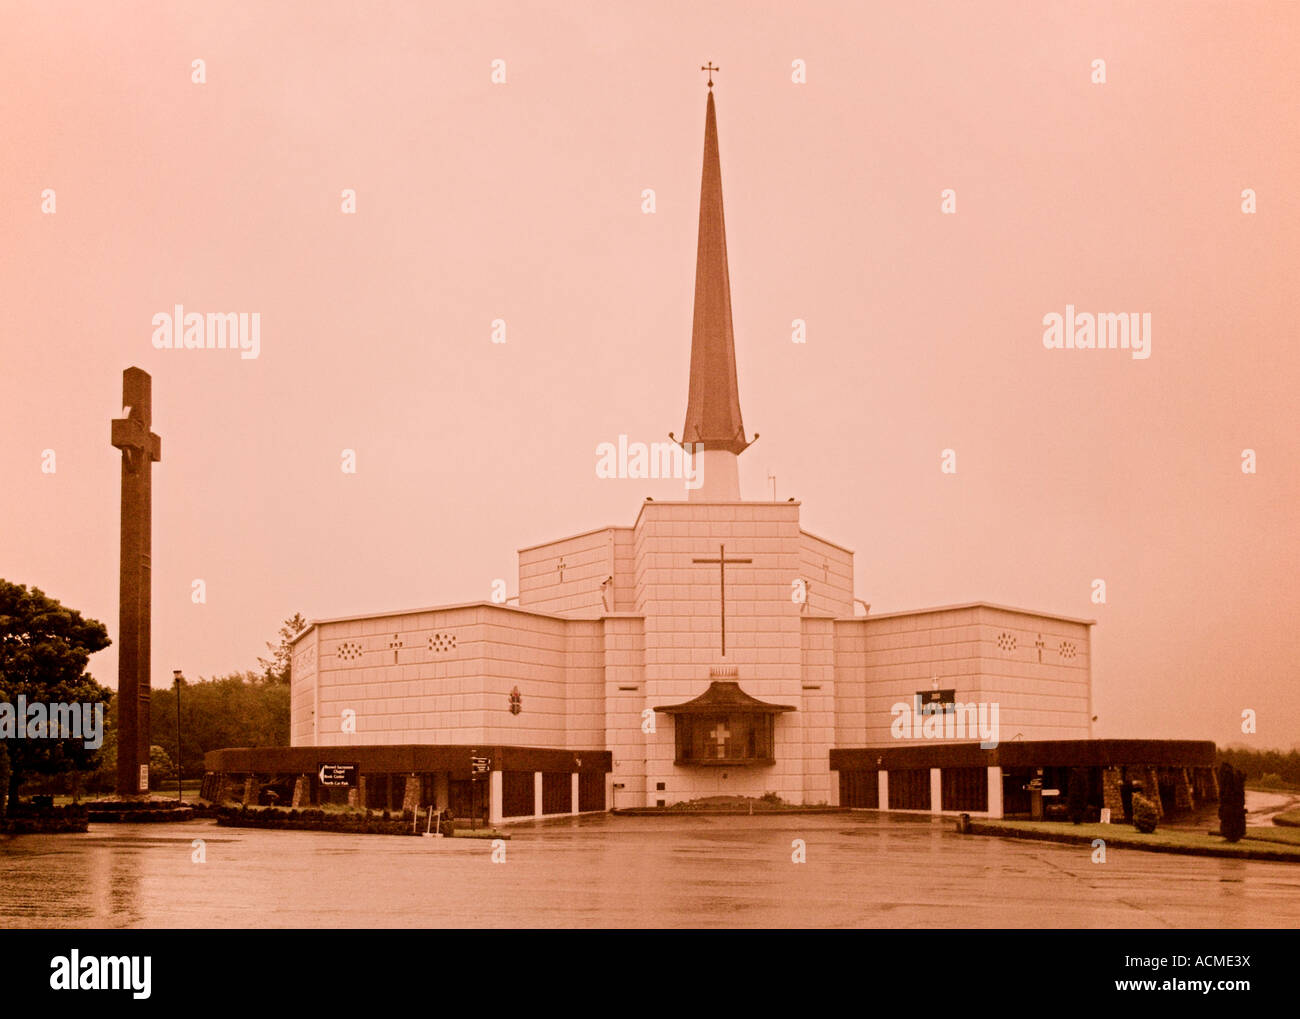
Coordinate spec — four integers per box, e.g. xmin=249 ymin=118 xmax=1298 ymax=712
xmin=172 ymin=669 xmax=184 ymax=803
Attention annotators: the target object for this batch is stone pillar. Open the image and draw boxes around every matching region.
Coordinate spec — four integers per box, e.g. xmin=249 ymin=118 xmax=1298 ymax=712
xmin=1194 ymin=766 xmax=1219 ymax=805
xmin=434 ymin=772 xmax=450 ymax=811
xmin=1173 ymin=768 xmax=1194 ymax=813
xmin=243 ymin=776 xmax=259 ymax=806
xmin=1138 ymin=767 xmax=1163 ymax=819
xmin=878 ymin=771 xmax=889 ymax=811
xmin=347 ymin=787 xmax=359 ymax=807
xmin=533 ymin=772 xmax=544 ymax=817
xmin=570 ymin=773 xmax=580 ymax=815
xmin=489 ymin=771 xmax=503 ymax=826
xmin=1102 ymin=767 xmax=1124 ymax=817
xmin=402 ymin=773 xmax=422 ymax=814
xmin=291 ymin=775 xmax=310 ymax=807
xmin=930 ymin=768 xmax=942 ymax=814
xmin=987 ymin=766 xmax=1003 ymax=818
xmin=357 ymin=776 xmax=368 ymax=810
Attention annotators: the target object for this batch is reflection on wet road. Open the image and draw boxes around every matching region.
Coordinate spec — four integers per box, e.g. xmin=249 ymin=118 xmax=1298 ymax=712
xmin=3 ymin=813 xmax=1298 ymax=928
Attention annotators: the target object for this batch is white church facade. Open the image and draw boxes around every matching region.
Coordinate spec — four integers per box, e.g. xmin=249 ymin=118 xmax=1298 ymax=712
xmin=206 ymin=85 xmax=1214 ymax=824
xmin=274 ymin=513 xmax=1096 ymax=814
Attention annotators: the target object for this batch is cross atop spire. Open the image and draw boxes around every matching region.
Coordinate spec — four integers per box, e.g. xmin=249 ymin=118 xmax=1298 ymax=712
xmin=700 ymin=61 xmax=720 ymax=88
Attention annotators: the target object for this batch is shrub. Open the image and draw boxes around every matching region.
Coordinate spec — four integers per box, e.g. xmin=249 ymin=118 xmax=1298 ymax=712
xmin=1132 ymin=794 xmax=1159 ymax=834
xmin=1067 ymin=768 xmax=1090 ymax=825
xmin=1218 ymin=763 xmax=1247 ymax=843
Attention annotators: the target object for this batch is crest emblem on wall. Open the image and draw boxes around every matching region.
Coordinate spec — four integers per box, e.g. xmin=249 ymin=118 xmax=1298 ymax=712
xmin=509 ymin=687 xmax=522 ymax=715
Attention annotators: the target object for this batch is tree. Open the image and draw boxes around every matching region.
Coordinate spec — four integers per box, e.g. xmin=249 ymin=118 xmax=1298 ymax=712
xmin=89 ymin=715 xmax=117 ymax=793
xmin=1216 ymin=746 xmax=1300 ymax=787
xmin=62 ymin=615 xmax=294 ymax=793
xmin=148 ymin=744 xmax=175 ymax=785
xmin=0 ymin=580 xmax=112 ymax=805
xmin=147 ymin=671 xmax=289 ymax=778
xmin=257 ymin=613 xmax=307 ymax=685
xmin=1067 ymin=767 xmax=1091 ymax=824
xmin=1218 ymin=763 xmax=1247 ymax=843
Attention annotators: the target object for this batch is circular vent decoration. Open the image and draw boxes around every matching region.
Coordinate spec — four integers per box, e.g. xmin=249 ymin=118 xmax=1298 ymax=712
xmin=1060 ymin=641 xmax=1078 ymax=660
xmin=337 ymin=640 xmax=363 ymax=662
xmin=996 ymin=632 xmax=1017 ymax=652
xmin=428 ymin=632 xmax=457 ymax=654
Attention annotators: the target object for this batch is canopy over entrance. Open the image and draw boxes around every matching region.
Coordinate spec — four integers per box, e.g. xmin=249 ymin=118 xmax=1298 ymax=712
xmin=655 ymin=682 xmax=794 ymax=766
xmin=654 ymin=680 xmax=795 ymax=716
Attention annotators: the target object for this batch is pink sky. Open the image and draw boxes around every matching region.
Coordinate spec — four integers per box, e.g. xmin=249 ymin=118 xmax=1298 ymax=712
xmin=2 ymin=1 xmax=1297 ymax=749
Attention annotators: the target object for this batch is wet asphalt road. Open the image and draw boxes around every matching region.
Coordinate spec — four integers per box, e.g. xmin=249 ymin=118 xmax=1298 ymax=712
xmin=3 ymin=812 xmax=1298 ymax=928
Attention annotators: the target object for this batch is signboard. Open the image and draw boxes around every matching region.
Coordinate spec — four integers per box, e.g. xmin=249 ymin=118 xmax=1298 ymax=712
xmin=471 ymin=756 xmax=491 ymax=778
xmin=139 ymin=764 xmax=149 ymax=792
xmin=915 ymin=689 xmax=956 ymax=714
xmin=318 ymin=763 xmax=358 ymax=786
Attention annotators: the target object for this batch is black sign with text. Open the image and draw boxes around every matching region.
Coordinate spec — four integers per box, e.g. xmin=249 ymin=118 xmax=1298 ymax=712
xmin=317 ymin=763 xmax=358 ymax=786
xmin=915 ymin=689 xmax=956 ymax=714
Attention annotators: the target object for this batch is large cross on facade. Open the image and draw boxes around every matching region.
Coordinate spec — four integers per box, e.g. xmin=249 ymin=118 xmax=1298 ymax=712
xmin=692 ymin=543 xmax=751 ymax=657
xmin=110 ymin=367 xmax=162 ymax=797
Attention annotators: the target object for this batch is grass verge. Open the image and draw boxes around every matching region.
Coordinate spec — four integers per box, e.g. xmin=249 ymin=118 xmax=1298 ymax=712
xmin=968 ymin=819 xmax=1300 ymax=862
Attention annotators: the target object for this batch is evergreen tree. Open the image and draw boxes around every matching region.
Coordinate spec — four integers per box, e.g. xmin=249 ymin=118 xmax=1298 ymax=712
xmin=1218 ymin=762 xmax=1247 ymax=842
xmin=257 ymin=613 xmax=307 ymax=684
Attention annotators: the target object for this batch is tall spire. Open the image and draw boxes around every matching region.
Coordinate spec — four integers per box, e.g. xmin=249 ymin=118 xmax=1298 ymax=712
xmin=676 ymin=82 xmax=754 ymax=500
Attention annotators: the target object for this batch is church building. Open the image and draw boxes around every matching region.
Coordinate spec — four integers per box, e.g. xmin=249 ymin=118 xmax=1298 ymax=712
xmin=206 ymin=84 xmax=1214 ymax=825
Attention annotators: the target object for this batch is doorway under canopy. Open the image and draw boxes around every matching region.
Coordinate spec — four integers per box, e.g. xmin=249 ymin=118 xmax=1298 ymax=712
xmin=655 ymin=681 xmax=795 ymax=766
